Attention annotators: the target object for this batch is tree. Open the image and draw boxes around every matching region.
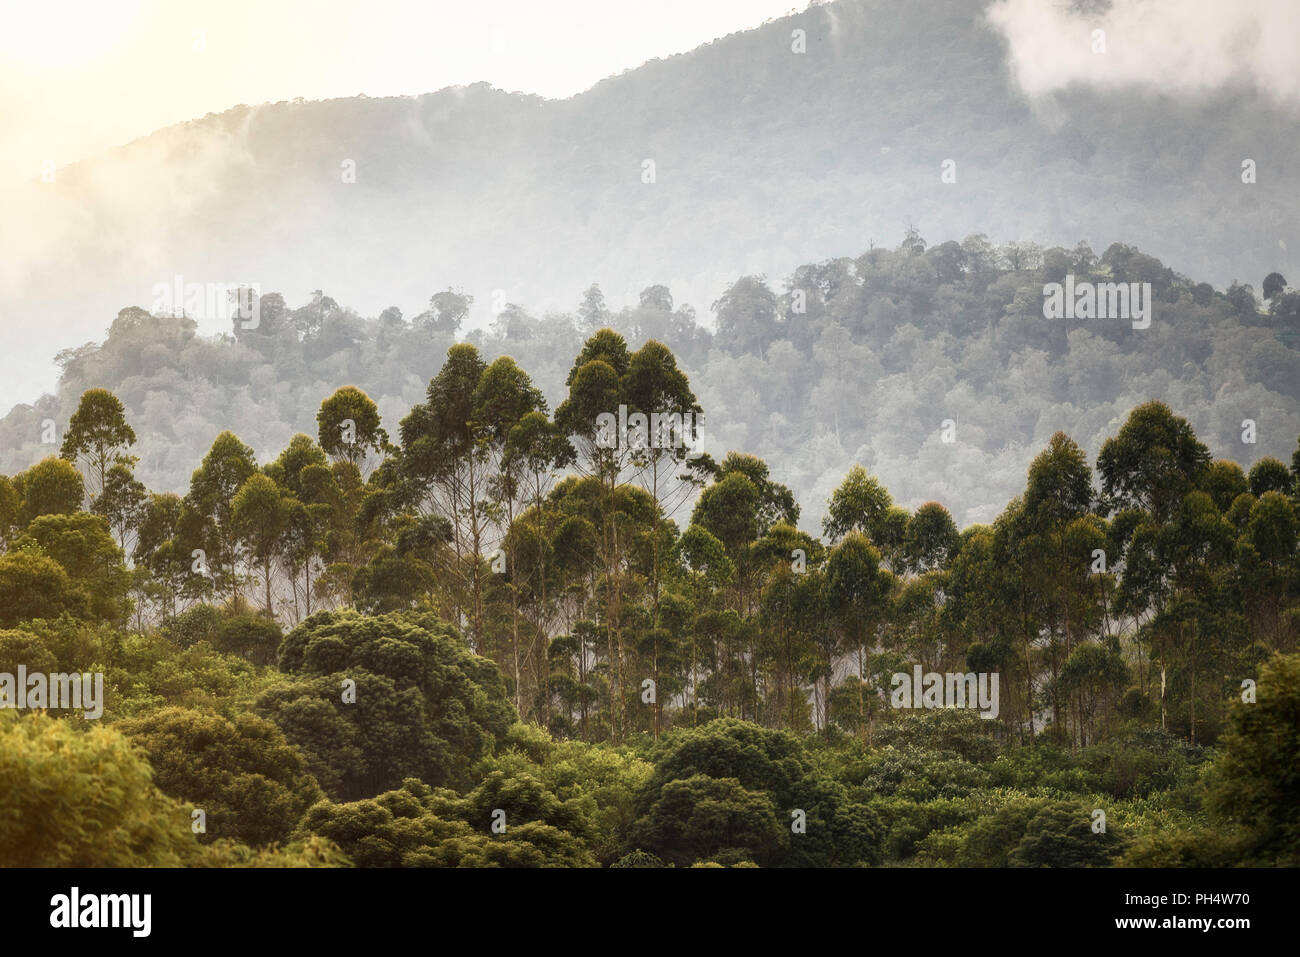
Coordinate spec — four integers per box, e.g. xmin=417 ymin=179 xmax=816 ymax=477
xmin=712 ymin=276 xmax=779 ymax=358
xmin=899 ymin=224 xmax=927 ymax=256
xmin=577 ymin=284 xmax=610 ymax=333
xmin=162 ymin=603 xmax=284 ymax=666
xmin=117 ymin=707 xmax=324 ymax=847
xmin=185 ymin=432 xmax=258 ymax=600
xmin=961 ymin=233 xmax=999 ymax=274
xmin=904 ymin=502 xmax=959 ymax=572
xmin=17 ymin=512 xmax=133 ymax=624
xmin=0 ymin=476 xmax=19 ymax=548
xmin=823 ymin=465 xmax=893 ymax=544
xmin=1225 ymin=281 xmax=1257 ymax=319
xmin=826 ymin=532 xmax=893 ymax=738
xmin=317 ymin=386 xmax=388 ymax=474
xmin=1247 ymin=456 xmax=1293 ymax=498
xmin=1098 ymin=401 xmax=1210 ymax=524
xmin=470 ymin=356 xmax=550 ymax=711
xmin=299 ymin=778 xmax=596 ymax=867
xmin=0 ymin=712 xmax=203 ymax=865
xmin=624 ymin=338 xmax=707 ymax=717
xmin=232 ymin=473 xmax=292 ymax=614
xmin=419 ymin=289 xmax=473 ymax=336
xmin=1017 ymin=431 xmax=1108 ymax=743
xmin=0 ymin=551 xmax=85 ymax=626
xmin=1201 ymin=459 xmax=1249 ymax=512
xmin=93 ymin=461 xmax=148 ymax=552
xmin=266 ymin=434 xmax=332 ymax=621
xmin=400 ymin=343 xmax=492 ymax=644
xmin=1262 ymin=272 xmax=1287 ymax=301
xmin=257 ymin=610 xmax=514 ymax=800
xmin=1210 ymin=653 xmax=1300 ymax=864
xmin=1007 ymin=800 xmax=1127 ymax=866
xmin=133 ymin=492 xmax=196 ymax=620
xmin=628 ymin=774 xmax=785 ymax=866
xmin=15 ymin=456 xmax=85 ymax=524
xmin=59 ymin=388 xmax=136 ymax=502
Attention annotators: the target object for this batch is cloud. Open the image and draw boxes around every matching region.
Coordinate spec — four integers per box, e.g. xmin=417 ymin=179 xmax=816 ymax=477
xmin=987 ymin=0 xmax=1300 ymax=105
xmin=0 ymin=113 xmax=258 ymax=410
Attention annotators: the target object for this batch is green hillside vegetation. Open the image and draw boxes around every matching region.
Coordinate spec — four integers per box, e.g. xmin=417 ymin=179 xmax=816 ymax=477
xmin=2 ymin=285 xmax=1298 ymax=866
xmin=3 ymin=233 xmax=1296 ymax=532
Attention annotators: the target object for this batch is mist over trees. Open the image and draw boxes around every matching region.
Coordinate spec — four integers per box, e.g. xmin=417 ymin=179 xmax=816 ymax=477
xmin=8 ymin=0 xmax=1299 ymax=415
xmin=3 ymin=233 xmax=1295 ymax=536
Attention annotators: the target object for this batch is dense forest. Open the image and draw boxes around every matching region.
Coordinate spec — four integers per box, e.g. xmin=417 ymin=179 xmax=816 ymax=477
xmin=3 ymin=233 xmax=1298 ymax=532
xmin=2 ymin=232 xmax=1299 ymax=866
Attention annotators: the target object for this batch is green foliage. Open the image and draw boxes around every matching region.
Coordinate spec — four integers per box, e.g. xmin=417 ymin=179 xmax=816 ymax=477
xmin=475 ymin=722 xmax=652 ymax=864
xmin=257 ymin=609 xmax=514 ymax=799
xmin=918 ymin=797 xmax=1128 ymax=867
xmin=99 ymin=628 xmax=287 ymax=720
xmin=0 ymin=550 xmax=86 ymax=625
xmin=1007 ymin=801 xmax=1129 ymax=867
xmin=59 ymin=388 xmax=137 ymax=499
xmin=317 ymin=385 xmax=388 ymax=468
xmin=1078 ymin=730 xmax=1213 ymax=799
xmin=298 ymin=778 xmax=596 ymax=867
xmin=117 ymin=706 xmax=324 ymax=846
xmin=0 ymin=251 xmax=1295 ymax=868
xmin=0 ymin=711 xmax=201 ymax=865
xmin=873 ymin=708 xmax=1001 ymax=763
xmin=15 ymin=456 xmax=85 ymax=524
xmin=16 ymin=511 xmax=132 ymax=623
xmin=628 ymin=774 xmax=785 ymax=867
xmin=855 ymin=746 xmax=990 ymax=802
xmin=630 ymin=719 xmax=881 ymax=866
xmin=163 ymin=605 xmax=284 ymax=666
xmin=1209 ymin=653 xmax=1300 ymax=864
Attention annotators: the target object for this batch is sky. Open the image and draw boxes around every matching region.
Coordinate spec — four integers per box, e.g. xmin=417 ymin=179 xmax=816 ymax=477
xmin=0 ymin=0 xmax=807 ymax=411
xmin=0 ymin=0 xmax=805 ymax=185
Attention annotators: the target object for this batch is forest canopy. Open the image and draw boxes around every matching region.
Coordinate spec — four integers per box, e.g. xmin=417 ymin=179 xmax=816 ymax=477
xmin=2 ymin=240 xmax=1298 ymax=865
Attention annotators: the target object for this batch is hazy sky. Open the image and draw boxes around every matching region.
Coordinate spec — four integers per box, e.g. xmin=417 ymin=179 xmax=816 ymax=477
xmin=0 ymin=0 xmax=803 ymax=183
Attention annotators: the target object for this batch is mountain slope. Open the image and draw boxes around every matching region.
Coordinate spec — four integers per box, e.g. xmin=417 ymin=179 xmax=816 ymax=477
xmin=4 ymin=0 xmax=1297 ymax=409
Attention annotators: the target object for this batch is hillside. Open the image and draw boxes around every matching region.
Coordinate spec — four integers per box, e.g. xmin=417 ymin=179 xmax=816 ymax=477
xmin=3 ymin=234 xmax=1297 ymax=531
xmin=4 ymin=0 xmax=1298 ymax=411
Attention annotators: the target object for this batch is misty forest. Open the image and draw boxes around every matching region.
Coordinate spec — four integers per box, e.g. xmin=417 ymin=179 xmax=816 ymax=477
xmin=3 ymin=0 xmax=1300 ymax=876
xmin=2 ymin=229 xmax=1299 ymax=868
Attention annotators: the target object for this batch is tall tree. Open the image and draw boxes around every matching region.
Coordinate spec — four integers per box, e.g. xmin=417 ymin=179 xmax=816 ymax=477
xmin=317 ymin=386 xmax=388 ymax=475
xmin=59 ymin=388 xmax=137 ymax=503
xmin=184 ymin=431 xmax=258 ymax=601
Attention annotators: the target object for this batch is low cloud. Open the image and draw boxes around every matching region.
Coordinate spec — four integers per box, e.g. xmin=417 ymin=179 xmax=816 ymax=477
xmin=987 ymin=0 xmax=1300 ymax=105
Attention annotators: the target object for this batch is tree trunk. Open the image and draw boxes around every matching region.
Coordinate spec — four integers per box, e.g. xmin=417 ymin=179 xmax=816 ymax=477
xmin=1159 ymin=656 xmax=1168 ymax=731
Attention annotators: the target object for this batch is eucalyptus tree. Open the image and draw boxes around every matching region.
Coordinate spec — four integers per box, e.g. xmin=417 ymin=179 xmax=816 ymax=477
xmin=317 ymin=386 xmax=389 ymax=478
xmin=825 ymin=532 xmax=894 ymax=740
xmin=399 ymin=344 xmax=490 ymax=644
xmin=183 ymin=431 xmax=258 ymax=602
xmin=59 ymin=388 xmax=137 ymax=503
xmin=1100 ymin=403 xmax=1212 ymax=732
